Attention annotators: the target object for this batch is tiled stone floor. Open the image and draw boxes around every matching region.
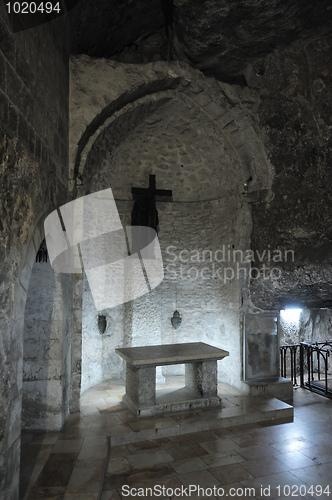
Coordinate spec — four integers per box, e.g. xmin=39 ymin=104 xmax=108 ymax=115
xmin=19 ymin=379 xmax=332 ymax=499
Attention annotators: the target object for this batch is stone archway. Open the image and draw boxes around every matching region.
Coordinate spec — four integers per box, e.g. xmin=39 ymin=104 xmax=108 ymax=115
xmin=1 ymin=218 xmax=76 ymax=497
xmin=70 ymin=57 xmax=273 ymax=197
xmin=1 ymin=220 xmax=45 ymax=496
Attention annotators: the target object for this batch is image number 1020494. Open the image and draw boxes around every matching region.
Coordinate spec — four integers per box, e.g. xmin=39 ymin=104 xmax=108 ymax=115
xmin=4 ymin=0 xmax=81 ymax=32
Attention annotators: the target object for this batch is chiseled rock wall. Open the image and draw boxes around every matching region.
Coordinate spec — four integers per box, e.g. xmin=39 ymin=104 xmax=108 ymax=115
xmin=281 ymin=308 xmax=332 ymax=346
xmin=0 ymin=4 xmax=70 ymax=497
xmin=248 ymin=35 xmax=332 ymax=310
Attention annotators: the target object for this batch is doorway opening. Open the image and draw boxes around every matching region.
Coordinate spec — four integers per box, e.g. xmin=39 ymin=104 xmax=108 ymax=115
xmin=280 ymin=307 xmax=332 ymax=397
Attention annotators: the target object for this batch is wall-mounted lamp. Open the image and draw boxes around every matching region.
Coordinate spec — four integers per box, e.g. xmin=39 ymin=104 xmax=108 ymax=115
xmin=171 ymin=310 xmax=182 ymax=329
xmin=36 ymin=239 xmax=48 ymax=263
xmin=98 ymin=315 xmax=107 ymax=334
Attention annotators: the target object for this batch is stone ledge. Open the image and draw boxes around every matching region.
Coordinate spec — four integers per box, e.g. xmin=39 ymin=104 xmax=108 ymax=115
xmin=122 ymin=388 xmax=222 ymax=418
xmin=241 ymin=377 xmax=293 ymax=403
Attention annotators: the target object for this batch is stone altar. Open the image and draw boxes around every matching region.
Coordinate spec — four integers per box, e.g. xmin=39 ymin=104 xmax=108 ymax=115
xmin=115 ymin=342 xmax=229 ymax=417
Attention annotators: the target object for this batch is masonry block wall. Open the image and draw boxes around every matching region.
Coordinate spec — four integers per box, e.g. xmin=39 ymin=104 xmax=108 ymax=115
xmin=0 ymin=5 xmax=70 ymax=498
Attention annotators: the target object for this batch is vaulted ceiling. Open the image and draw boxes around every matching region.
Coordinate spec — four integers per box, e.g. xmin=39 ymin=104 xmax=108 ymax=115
xmin=69 ymin=0 xmax=332 ymax=83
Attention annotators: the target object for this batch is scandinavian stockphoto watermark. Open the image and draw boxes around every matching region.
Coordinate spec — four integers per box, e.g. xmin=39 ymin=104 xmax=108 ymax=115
xmin=44 ymin=188 xmax=164 ymax=311
xmin=165 ymin=245 xmax=295 ymax=283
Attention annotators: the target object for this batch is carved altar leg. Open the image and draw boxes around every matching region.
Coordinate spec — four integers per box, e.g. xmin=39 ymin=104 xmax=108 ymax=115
xmin=185 ymin=360 xmax=218 ymax=398
xmin=125 ymin=364 xmax=156 ymax=407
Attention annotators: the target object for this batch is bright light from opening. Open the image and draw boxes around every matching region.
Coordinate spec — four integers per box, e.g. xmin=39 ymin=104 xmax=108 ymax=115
xmin=280 ymin=308 xmax=302 ymax=323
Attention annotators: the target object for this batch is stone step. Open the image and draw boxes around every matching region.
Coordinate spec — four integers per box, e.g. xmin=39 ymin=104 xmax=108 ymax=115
xmin=109 ymin=395 xmax=293 ymax=446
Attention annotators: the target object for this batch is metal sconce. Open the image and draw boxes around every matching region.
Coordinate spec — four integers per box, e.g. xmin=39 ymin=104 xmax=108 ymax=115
xmin=171 ymin=283 xmax=182 ymax=329
xmin=171 ymin=310 xmax=182 ymax=329
xmin=36 ymin=239 xmax=48 ymax=263
xmin=98 ymin=315 xmax=107 ymax=334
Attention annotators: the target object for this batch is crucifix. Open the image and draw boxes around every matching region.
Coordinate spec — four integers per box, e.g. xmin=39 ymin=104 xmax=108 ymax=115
xmin=131 ymin=174 xmax=172 ymax=234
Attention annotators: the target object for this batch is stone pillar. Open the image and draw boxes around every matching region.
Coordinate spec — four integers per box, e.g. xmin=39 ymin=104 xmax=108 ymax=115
xmin=22 ymin=260 xmax=74 ymax=430
xmin=243 ymin=313 xmax=279 ymax=382
xmin=123 ymin=364 xmax=156 ymax=408
xmin=185 ymin=361 xmax=218 ymax=397
xmin=70 ymin=273 xmax=83 ymax=413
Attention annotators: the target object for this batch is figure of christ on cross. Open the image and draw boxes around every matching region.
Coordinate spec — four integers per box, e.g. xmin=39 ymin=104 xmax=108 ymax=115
xmin=130 ymin=174 xmax=172 ymax=256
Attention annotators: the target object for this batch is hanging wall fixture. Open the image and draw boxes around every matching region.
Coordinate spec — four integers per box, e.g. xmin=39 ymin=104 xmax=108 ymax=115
xmin=171 ymin=310 xmax=182 ymax=329
xmin=98 ymin=315 xmax=107 ymax=334
xmin=36 ymin=239 xmax=48 ymax=263
xmin=171 ymin=283 xmax=182 ymax=329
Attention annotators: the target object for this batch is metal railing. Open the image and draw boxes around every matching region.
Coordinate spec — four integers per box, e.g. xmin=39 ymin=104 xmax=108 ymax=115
xmin=280 ymin=340 xmax=332 ymax=397
xmin=280 ymin=343 xmax=301 ymax=386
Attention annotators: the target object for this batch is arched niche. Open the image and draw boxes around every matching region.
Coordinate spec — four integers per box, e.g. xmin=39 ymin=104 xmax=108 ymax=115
xmin=69 ymin=57 xmax=272 ymax=390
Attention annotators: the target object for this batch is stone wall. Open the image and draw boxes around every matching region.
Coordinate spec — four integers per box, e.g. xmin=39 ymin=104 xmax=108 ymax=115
xmin=307 ymin=309 xmax=332 ymax=342
xmin=279 ymin=310 xmax=303 ymax=346
xmin=280 ymin=308 xmax=332 ymax=345
xmin=22 ymin=261 xmax=73 ymax=431
xmin=246 ymin=35 xmax=332 ymax=310
xmin=154 ymin=199 xmax=247 ymax=386
xmin=80 ymin=196 xmax=249 ymax=390
xmin=70 ymin=274 xmax=84 ymax=413
xmin=81 ymin=273 xmax=125 ymax=392
xmin=279 ymin=308 xmax=332 ymax=380
xmin=0 ymin=5 xmax=70 ymax=498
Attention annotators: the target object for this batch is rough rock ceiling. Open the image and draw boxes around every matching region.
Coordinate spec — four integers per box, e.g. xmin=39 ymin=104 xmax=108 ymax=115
xmin=69 ymin=0 xmax=165 ymax=58
xmin=69 ymin=0 xmax=332 ymax=82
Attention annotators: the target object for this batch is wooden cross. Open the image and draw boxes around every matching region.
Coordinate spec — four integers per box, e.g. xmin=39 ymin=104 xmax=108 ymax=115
xmin=131 ymin=174 xmax=172 ymax=233
xmin=131 ymin=174 xmax=172 ymax=202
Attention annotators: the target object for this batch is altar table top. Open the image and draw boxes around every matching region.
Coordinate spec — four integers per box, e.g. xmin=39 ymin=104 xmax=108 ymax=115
xmin=115 ymin=342 xmax=229 ymax=367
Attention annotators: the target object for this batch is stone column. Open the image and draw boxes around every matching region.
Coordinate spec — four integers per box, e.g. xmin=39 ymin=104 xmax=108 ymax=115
xmin=22 ymin=260 xmax=74 ymax=430
xmin=123 ymin=364 xmax=156 ymax=410
xmin=70 ymin=273 xmax=83 ymax=413
xmin=185 ymin=360 xmax=218 ymax=397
